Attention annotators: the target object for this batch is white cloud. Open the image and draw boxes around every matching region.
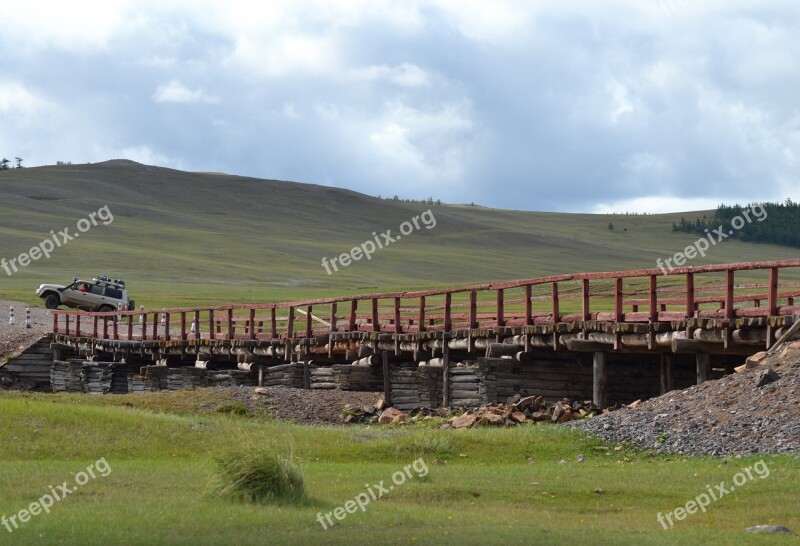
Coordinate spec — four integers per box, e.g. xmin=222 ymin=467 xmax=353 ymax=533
xmin=152 ymin=80 xmax=218 ymax=104
xmin=350 ymin=63 xmax=430 ymax=87
xmin=591 ymin=196 xmax=722 ymax=214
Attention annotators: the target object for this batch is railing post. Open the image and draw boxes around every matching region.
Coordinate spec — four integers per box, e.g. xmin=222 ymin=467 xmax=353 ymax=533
xmin=152 ymin=311 xmax=158 ymax=340
xmin=349 ymin=300 xmax=357 ymax=332
xmin=270 ymin=307 xmax=277 ymax=339
xmin=582 ymin=279 xmax=590 ymax=321
xmin=551 ymin=283 xmax=560 ymax=323
xmin=649 ymin=275 xmax=658 ymax=322
xmin=287 ymin=306 xmax=295 ymax=338
xmin=249 ymin=308 xmax=256 ymax=340
xmin=65 ymin=314 xmax=70 ymax=336
xmin=163 ymin=312 xmax=170 ymax=341
xmin=113 ymin=312 xmax=118 ymax=340
xmin=127 ymin=314 xmax=133 ymax=340
xmin=444 ymin=292 xmax=452 ymax=331
xmin=394 ymin=298 xmax=402 ymax=334
xmin=725 ymin=269 xmax=735 ymax=319
xmin=227 ymin=309 xmax=234 ymax=339
xmin=52 ymin=312 xmax=58 ymax=334
xmin=306 ymin=305 xmax=313 ymax=337
xmin=208 ymin=310 xmax=214 ymax=341
xmin=469 ymin=291 xmax=477 ymax=329
xmin=418 ymin=296 xmax=426 ymax=332
xmin=371 ymin=298 xmax=380 ymax=332
xmin=76 ymin=314 xmax=81 ymax=337
xmin=141 ymin=313 xmax=147 ymax=341
xmin=615 ymin=278 xmax=623 ymax=321
xmin=93 ymin=315 xmax=99 ymax=338
xmin=194 ymin=310 xmax=200 ymax=339
xmin=180 ymin=312 xmax=187 ymax=341
xmin=524 ymin=285 xmax=532 ymax=326
xmin=768 ymin=267 xmax=778 ymax=316
xmin=686 ymin=272 xmax=695 ymax=318
xmin=496 ymin=289 xmax=504 ymax=327
xmin=329 ymin=303 xmax=338 ymax=334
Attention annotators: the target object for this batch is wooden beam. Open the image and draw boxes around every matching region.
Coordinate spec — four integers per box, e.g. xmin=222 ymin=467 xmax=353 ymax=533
xmin=582 ymin=279 xmax=590 ymax=321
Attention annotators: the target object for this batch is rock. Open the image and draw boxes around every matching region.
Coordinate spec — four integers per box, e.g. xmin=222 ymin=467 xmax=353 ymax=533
xmin=378 ymin=407 xmax=407 ymax=425
xmin=511 ymin=410 xmax=527 ymax=423
xmin=627 ymin=399 xmax=642 ymax=409
xmin=450 ymin=413 xmax=478 ymax=429
xmin=476 ymin=413 xmax=505 ymax=426
xmin=755 ymin=368 xmax=780 ymax=387
xmin=254 ymin=387 xmax=270 ymax=395
xmin=744 ymin=525 xmax=795 ymax=535
xmin=593 ymin=487 xmax=604 ymax=494
xmin=374 ymin=396 xmax=387 ymax=411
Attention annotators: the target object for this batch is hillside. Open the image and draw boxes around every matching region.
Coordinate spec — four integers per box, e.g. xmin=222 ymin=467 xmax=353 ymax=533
xmin=1 ymin=160 xmax=798 ymax=307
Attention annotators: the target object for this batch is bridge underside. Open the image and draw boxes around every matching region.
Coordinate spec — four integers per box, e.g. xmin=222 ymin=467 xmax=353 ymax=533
xmin=45 ymin=315 xmax=787 ymax=410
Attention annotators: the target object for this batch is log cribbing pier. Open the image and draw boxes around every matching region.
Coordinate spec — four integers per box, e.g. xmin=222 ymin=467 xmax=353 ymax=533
xmin=41 ymin=259 xmax=800 ymax=409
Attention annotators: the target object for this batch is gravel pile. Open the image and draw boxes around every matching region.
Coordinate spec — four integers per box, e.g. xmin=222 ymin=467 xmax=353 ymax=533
xmin=0 ymin=301 xmax=51 ymax=359
xmin=215 ymin=385 xmax=380 ymax=425
xmin=571 ymin=342 xmax=800 ymax=456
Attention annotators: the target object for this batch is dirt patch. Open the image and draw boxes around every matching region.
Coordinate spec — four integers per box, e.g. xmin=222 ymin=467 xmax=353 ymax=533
xmin=0 ymin=300 xmax=51 ymax=361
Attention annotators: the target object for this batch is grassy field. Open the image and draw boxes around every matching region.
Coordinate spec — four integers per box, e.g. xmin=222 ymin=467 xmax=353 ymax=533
xmin=0 ymin=392 xmax=796 ymax=545
xmin=1 ymin=161 xmax=798 ymax=308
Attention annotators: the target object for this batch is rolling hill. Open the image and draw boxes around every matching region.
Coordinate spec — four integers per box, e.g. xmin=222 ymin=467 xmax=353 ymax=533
xmin=0 ymin=160 xmax=797 ymax=307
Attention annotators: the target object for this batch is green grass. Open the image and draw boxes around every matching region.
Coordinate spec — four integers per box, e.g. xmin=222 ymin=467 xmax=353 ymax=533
xmin=0 ymin=393 xmax=797 ymax=545
xmin=2 ymin=161 xmax=799 ymax=307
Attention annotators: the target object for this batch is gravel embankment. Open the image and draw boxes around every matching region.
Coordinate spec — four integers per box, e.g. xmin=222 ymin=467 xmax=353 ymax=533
xmin=0 ymin=300 xmax=51 ymax=360
xmin=570 ymin=342 xmax=800 ymax=456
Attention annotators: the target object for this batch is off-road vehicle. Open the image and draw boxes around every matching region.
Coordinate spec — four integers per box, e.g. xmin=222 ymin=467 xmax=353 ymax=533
xmin=35 ymin=275 xmax=135 ymax=312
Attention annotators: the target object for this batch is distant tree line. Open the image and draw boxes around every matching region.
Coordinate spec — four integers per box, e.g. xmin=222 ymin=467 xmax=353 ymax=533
xmin=377 ymin=195 xmax=443 ymax=206
xmin=0 ymin=157 xmax=23 ymax=169
xmin=672 ymin=199 xmax=800 ymax=248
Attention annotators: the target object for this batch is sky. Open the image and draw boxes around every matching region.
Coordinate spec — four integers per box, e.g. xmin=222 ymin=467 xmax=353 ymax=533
xmin=1 ymin=0 xmax=798 ymax=213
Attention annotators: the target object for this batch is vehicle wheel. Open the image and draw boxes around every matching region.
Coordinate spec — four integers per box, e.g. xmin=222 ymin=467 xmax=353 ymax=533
xmin=98 ymin=305 xmax=116 ymax=313
xmin=44 ymin=294 xmax=60 ymax=309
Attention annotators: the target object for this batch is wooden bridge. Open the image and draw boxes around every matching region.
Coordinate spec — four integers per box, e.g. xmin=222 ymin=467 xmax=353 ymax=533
xmin=46 ymin=259 xmax=800 ymax=409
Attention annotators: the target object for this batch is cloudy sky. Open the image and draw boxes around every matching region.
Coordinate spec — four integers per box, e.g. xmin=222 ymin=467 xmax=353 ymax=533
xmin=1 ymin=0 xmax=798 ymax=213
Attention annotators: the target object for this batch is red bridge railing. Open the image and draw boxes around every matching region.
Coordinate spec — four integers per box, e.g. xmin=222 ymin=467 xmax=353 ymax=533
xmin=51 ymin=260 xmax=800 ymax=342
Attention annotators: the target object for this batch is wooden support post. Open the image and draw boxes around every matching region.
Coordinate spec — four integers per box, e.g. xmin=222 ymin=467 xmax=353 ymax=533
xmin=593 ymin=351 xmax=607 ymax=409
xmin=660 ymin=353 xmax=674 ymax=394
xmin=258 ymin=365 xmax=264 ymax=387
xmin=442 ymin=332 xmax=450 ymax=408
xmin=180 ymin=312 xmax=187 ymax=341
xmin=270 ymin=307 xmax=277 ymax=339
xmin=615 ymin=277 xmax=623 ymax=321
xmin=696 ymin=352 xmax=711 ymax=384
xmin=686 ymin=272 xmax=695 ymax=318
xmin=249 ymin=308 xmax=256 ymax=340
xmin=76 ymin=315 xmax=81 ymax=337
xmin=194 ymin=310 xmax=200 ymax=339
xmin=113 ymin=314 xmax=118 ymax=340
xmin=152 ymin=312 xmax=158 ymax=340
xmin=163 ymin=313 xmax=169 ymax=341
xmin=208 ymin=310 xmax=214 ymax=341
xmin=227 ymin=309 xmax=234 ymax=340
xmin=305 ymin=305 xmax=313 ymax=338
xmin=303 ymin=359 xmax=310 ymax=389
xmin=525 ymin=284 xmax=532 ymax=325
xmin=287 ymin=306 xmax=295 ymax=338
xmin=127 ymin=314 xmax=133 ymax=340
xmin=328 ymin=303 xmax=337 ymax=359
xmin=382 ymin=351 xmax=391 ymax=406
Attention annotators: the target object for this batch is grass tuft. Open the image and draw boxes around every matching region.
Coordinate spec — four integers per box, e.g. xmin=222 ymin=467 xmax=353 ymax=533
xmin=208 ymin=442 xmax=305 ymax=504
